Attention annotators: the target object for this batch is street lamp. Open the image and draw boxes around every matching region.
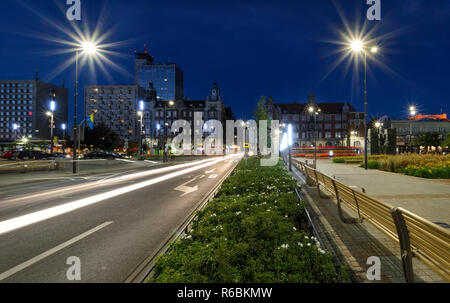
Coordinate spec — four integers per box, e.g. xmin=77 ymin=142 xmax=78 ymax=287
xmin=162 ymin=100 xmax=175 ymax=163
xmin=12 ymin=124 xmax=19 ymax=143
xmin=137 ymin=110 xmax=144 ymax=156
xmin=48 ymin=100 xmax=56 ymax=154
xmin=72 ymin=41 xmax=98 ymax=173
xmin=306 ymin=105 xmax=321 ymax=168
xmin=61 ymin=123 xmax=67 ymax=155
xmin=408 ymin=106 xmax=417 ymax=153
xmin=350 ymin=39 xmax=379 ymax=170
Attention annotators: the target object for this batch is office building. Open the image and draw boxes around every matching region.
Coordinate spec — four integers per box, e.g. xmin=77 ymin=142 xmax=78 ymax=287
xmin=0 ymin=78 xmax=68 ymax=142
xmin=134 ymin=48 xmax=184 ymax=101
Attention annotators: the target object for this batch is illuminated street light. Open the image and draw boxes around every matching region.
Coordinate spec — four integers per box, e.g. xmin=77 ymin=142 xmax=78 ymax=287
xmin=81 ymin=42 xmax=97 ymax=55
xmin=351 ymin=40 xmax=363 ymax=52
xmin=73 ymin=40 xmax=100 ymax=173
xmin=349 ymin=39 xmax=380 ymax=170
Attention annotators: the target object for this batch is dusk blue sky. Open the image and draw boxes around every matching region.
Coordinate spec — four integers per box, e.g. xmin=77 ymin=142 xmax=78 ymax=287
xmin=0 ymin=0 xmax=449 ymax=128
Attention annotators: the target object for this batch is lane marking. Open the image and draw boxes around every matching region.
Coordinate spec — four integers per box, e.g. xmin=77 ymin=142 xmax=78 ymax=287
xmin=0 ymin=157 xmax=231 ymax=235
xmin=0 ymin=221 xmax=113 ymax=281
xmin=144 ymin=160 xmax=159 ymax=164
xmin=174 ymin=176 xmax=200 ymax=197
xmin=205 ymin=168 xmax=216 ymax=174
xmin=208 ymin=174 xmax=218 ymax=179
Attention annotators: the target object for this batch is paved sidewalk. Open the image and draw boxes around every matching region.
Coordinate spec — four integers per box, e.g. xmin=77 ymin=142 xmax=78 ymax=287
xmin=290 ymin=166 xmax=446 ymax=283
xmin=313 ymin=159 xmax=450 ymax=226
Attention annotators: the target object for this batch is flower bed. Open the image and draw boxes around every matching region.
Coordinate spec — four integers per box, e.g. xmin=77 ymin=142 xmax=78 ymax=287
xmin=150 ymin=157 xmax=348 ymax=283
xmin=359 ymin=154 xmax=450 ymax=179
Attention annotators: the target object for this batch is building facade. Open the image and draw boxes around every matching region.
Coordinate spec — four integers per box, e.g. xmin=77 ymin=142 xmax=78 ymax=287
xmin=388 ymin=118 xmax=450 ymax=152
xmin=84 ymin=85 xmax=146 ymax=142
xmin=134 ymin=49 xmax=184 ymax=101
xmin=148 ymin=81 xmax=235 ymax=150
xmin=267 ymin=93 xmax=365 ymax=147
xmin=0 ymin=79 xmax=68 ymax=142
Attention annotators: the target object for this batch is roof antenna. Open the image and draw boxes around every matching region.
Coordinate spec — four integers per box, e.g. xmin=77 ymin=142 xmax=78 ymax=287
xmin=35 ymin=68 xmax=39 ymax=81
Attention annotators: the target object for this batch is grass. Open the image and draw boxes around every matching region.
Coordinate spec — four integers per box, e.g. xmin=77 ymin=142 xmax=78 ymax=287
xmin=150 ymin=157 xmax=349 ymax=283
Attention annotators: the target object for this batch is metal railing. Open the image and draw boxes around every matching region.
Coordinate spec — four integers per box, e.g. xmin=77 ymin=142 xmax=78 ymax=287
xmin=293 ymin=158 xmax=450 ymax=283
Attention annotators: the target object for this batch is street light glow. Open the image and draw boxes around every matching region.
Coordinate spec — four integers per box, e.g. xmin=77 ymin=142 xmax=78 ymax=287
xmin=50 ymin=101 xmax=56 ymax=111
xmin=81 ymin=41 xmax=97 ymax=55
xmin=46 ymin=111 xmax=52 ymax=117
xmin=371 ymin=46 xmax=379 ymax=53
xmin=351 ymin=40 xmax=363 ymax=52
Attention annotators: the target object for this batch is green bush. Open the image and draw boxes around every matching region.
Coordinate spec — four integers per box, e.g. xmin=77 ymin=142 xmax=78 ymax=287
xmin=333 ymin=158 xmax=345 ymax=164
xmin=151 ymin=158 xmax=349 ymax=283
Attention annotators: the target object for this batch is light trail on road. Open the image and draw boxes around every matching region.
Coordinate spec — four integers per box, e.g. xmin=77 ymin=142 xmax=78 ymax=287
xmin=0 ymin=156 xmax=236 ymax=236
xmin=0 ymin=157 xmax=227 ymax=205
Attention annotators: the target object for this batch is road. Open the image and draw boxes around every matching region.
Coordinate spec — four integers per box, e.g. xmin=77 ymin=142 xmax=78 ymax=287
xmin=0 ymin=155 xmax=240 ymax=282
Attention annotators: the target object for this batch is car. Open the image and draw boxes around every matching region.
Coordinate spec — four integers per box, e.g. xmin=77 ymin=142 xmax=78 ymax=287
xmin=83 ymin=151 xmax=122 ymax=160
xmin=1 ymin=151 xmax=18 ymax=160
xmin=14 ymin=150 xmax=53 ymax=161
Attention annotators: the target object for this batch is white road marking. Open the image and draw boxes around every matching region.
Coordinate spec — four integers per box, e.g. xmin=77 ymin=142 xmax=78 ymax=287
xmin=205 ymin=168 xmax=216 ymax=174
xmin=116 ymin=159 xmax=136 ymax=163
xmin=0 ymin=221 xmax=113 ymax=281
xmin=0 ymin=157 xmax=230 ymax=235
xmin=144 ymin=160 xmax=159 ymax=164
xmin=175 ymin=176 xmax=199 ymax=197
xmin=208 ymin=174 xmax=218 ymax=179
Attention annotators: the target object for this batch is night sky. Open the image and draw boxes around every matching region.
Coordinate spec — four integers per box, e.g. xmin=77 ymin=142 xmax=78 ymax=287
xmin=0 ymin=0 xmax=449 ymax=128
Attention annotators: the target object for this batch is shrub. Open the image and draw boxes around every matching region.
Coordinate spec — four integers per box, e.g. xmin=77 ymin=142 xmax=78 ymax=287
xmin=151 ymin=157 xmax=349 ymax=283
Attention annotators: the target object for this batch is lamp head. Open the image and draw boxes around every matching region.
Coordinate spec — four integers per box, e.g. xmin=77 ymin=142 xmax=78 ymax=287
xmin=81 ymin=42 xmax=97 ymax=55
xmin=351 ymin=40 xmax=363 ymax=52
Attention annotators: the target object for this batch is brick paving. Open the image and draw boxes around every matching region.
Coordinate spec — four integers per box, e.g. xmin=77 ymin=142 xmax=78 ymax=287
xmin=290 ymin=166 xmax=446 ymax=283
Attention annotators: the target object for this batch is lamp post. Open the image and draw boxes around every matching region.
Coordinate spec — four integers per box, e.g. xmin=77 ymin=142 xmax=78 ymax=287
xmin=409 ymin=106 xmax=416 ymax=153
xmin=308 ymin=105 xmax=321 ymax=168
xmin=12 ymin=124 xmax=19 ymax=145
xmin=72 ymin=42 xmax=98 ymax=173
xmin=350 ymin=41 xmax=378 ymax=170
xmin=62 ymin=123 xmax=66 ymax=155
xmin=47 ymin=100 xmax=55 ymax=154
xmin=137 ymin=110 xmax=144 ymax=156
xmin=162 ymin=100 xmax=175 ymax=163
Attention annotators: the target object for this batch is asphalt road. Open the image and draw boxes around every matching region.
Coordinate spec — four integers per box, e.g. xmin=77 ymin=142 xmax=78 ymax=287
xmin=0 ymin=155 xmax=240 ymax=282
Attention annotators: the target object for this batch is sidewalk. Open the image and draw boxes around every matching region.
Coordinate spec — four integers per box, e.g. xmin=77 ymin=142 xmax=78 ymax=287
xmin=290 ymin=165 xmax=446 ymax=283
xmin=314 ymin=159 xmax=450 ymax=226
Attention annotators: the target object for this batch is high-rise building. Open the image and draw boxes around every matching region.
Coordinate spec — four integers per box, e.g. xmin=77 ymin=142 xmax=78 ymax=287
xmin=84 ymin=85 xmax=146 ymax=142
xmin=0 ymin=78 xmax=68 ymax=142
xmin=134 ymin=48 xmax=184 ymax=101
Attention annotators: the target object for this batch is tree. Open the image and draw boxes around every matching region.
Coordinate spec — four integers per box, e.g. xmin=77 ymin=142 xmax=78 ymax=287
xmin=253 ymin=96 xmax=271 ymax=152
xmin=84 ymin=123 xmax=121 ymax=151
xmin=370 ymin=128 xmax=380 ymax=155
xmin=441 ymin=133 xmax=450 ymax=149
xmin=411 ymin=132 xmax=442 ymax=152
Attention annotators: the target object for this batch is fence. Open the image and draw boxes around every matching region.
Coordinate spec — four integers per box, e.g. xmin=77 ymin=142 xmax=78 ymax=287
xmin=293 ymin=159 xmax=450 ymax=283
